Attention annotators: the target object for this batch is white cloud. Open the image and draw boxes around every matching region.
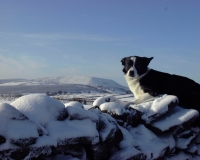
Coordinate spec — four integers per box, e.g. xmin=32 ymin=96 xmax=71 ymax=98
xmin=0 ymin=32 xmax=128 ymax=44
xmin=0 ymin=54 xmax=47 ymax=79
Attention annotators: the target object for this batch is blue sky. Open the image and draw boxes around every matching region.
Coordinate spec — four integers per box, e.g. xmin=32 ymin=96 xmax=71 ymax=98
xmin=0 ymin=0 xmax=200 ymax=86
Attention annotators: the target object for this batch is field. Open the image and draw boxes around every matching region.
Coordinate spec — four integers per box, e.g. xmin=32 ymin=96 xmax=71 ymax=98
xmin=0 ymin=92 xmax=134 ymax=106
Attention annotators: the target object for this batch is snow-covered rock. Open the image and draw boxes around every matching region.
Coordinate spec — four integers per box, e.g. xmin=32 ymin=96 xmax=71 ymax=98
xmin=0 ymin=93 xmax=200 ymax=159
xmin=93 ymin=95 xmax=118 ymax=107
xmin=11 ymin=94 xmax=68 ymax=135
xmin=129 ymin=94 xmax=179 ymax=123
xmin=128 ymin=124 xmax=169 ymax=159
xmin=65 ymin=101 xmax=84 ymax=108
xmin=99 ymin=102 xmax=126 ymax=116
xmin=0 ymin=103 xmax=39 ymax=150
xmin=150 ymin=106 xmax=199 ymax=132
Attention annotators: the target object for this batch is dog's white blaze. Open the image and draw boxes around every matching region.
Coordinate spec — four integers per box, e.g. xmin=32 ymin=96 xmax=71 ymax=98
xmin=131 ymin=57 xmax=139 ymax=77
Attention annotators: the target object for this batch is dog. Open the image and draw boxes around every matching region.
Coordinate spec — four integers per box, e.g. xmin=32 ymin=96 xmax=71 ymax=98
xmin=121 ymin=56 xmax=200 ymax=112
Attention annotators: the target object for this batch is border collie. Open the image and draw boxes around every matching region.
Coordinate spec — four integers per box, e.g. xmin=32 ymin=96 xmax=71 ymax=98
xmin=121 ymin=56 xmax=200 ymax=111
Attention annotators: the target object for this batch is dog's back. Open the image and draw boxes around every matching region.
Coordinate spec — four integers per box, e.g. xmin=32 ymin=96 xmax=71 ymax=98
xmin=139 ymin=69 xmax=200 ymax=109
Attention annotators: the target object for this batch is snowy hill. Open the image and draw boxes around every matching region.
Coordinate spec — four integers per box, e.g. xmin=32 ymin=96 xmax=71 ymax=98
xmin=0 ymin=76 xmax=129 ymax=94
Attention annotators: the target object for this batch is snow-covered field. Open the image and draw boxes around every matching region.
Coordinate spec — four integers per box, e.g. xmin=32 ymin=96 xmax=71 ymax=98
xmin=0 ymin=76 xmax=129 ymax=95
xmin=0 ymin=93 xmax=200 ymax=160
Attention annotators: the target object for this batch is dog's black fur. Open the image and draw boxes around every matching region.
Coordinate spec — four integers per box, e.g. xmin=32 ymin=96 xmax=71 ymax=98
xmin=121 ymin=56 xmax=200 ymax=123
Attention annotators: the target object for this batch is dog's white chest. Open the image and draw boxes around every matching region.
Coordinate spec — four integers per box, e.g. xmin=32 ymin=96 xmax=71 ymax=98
xmin=125 ymin=75 xmax=145 ymax=99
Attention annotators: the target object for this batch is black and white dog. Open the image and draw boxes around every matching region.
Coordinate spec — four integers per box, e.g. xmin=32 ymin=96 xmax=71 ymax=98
xmin=121 ymin=56 xmax=200 ymax=111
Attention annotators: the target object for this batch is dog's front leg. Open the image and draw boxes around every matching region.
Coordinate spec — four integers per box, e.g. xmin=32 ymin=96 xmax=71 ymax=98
xmin=123 ymin=93 xmax=157 ymax=109
xmin=133 ymin=93 xmax=156 ymax=104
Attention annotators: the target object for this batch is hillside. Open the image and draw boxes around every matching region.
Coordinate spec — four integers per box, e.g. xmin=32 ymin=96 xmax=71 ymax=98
xmin=0 ymin=76 xmax=129 ymax=94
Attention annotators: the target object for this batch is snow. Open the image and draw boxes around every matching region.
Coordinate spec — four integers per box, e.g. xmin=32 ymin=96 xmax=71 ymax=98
xmin=0 ymin=76 xmax=128 ymax=94
xmin=117 ymin=125 xmax=137 ymax=149
xmin=0 ymin=93 xmax=200 ymax=159
xmin=99 ymin=101 xmax=127 ymax=116
xmin=11 ymin=94 xmax=65 ymax=134
xmin=0 ymin=82 xmax=26 ymax=86
xmin=93 ymin=95 xmax=118 ymax=107
xmin=46 ymin=119 xmax=99 ymax=145
xmin=98 ymin=113 xmax=117 ymax=142
xmin=165 ymin=151 xmax=193 ymax=160
xmin=0 ymin=103 xmax=38 ymax=140
xmin=128 ymin=124 xmax=169 ymax=159
xmin=0 ymin=103 xmax=39 ymax=151
xmin=65 ymin=101 xmax=83 ymax=108
xmin=66 ymin=106 xmax=99 ymax=122
xmin=187 ymin=143 xmax=198 ymax=153
xmin=109 ymin=147 xmax=143 ymax=160
xmin=130 ymin=94 xmax=178 ymax=122
xmin=83 ymin=104 xmax=93 ymax=110
xmin=151 ymin=106 xmax=199 ymax=132
xmin=32 ymin=119 xmax=99 ymax=148
xmin=93 ymin=95 xmax=131 ymax=110
xmin=176 ymin=135 xmax=196 ymax=149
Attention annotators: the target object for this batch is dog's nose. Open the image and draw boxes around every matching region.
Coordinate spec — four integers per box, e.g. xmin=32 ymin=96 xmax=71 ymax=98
xmin=122 ymin=68 xmax=126 ymax=74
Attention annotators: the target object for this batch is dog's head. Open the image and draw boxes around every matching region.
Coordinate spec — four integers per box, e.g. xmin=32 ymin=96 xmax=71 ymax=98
xmin=121 ymin=56 xmax=153 ymax=77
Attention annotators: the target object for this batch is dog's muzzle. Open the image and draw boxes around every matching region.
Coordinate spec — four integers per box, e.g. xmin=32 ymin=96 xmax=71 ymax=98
xmin=121 ymin=57 xmax=134 ymax=75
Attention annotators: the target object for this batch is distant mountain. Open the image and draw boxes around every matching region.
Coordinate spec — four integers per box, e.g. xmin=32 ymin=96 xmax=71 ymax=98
xmin=0 ymin=76 xmax=129 ymax=94
xmin=0 ymin=79 xmax=26 ymax=84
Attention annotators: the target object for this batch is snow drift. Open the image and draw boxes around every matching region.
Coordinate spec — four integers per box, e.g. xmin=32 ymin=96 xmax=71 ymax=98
xmin=0 ymin=94 xmax=200 ymax=160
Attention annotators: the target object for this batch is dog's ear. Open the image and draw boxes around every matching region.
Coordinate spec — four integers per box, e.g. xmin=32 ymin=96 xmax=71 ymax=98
xmin=121 ymin=58 xmax=125 ymax=65
xmin=146 ymin=57 xmax=153 ymax=66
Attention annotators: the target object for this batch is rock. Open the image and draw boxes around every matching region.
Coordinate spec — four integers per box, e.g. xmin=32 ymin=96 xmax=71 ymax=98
xmin=99 ymin=101 xmax=130 ymax=126
xmin=150 ymin=106 xmax=199 ymax=133
xmin=165 ymin=151 xmax=193 ymax=160
xmin=129 ymin=94 xmax=178 ymax=123
xmin=86 ymin=128 xmax=123 ymax=160
xmin=10 ymin=138 xmax=37 ymax=148
xmin=66 ymin=106 xmax=99 ymax=122
xmin=1 ymin=94 xmax=200 ymax=159
xmin=109 ymin=147 xmax=146 ymax=160
xmin=128 ymin=124 xmax=170 ymax=159
xmin=0 ymin=103 xmax=39 ymax=151
xmin=65 ymin=101 xmax=84 ymax=108
xmin=93 ymin=96 xmax=118 ymax=107
xmin=99 ymin=102 xmax=126 ymax=116
xmin=174 ymin=127 xmax=199 ymax=150
xmin=0 ymin=135 xmax=6 ymax=145
xmin=186 ymin=143 xmax=198 ymax=154
xmin=11 ymin=94 xmax=67 ymax=135
xmin=126 ymin=108 xmax=144 ymax=127
xmin=26 ymin=146 xmax=54 ymax=159
xmin=86 ymin=113 xmax=123 ymax=160
xmin=0 ymin=148 xmax=30 ymax=160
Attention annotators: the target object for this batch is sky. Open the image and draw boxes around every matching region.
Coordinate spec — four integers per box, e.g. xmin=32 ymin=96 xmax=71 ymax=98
xmin=0 ymin=0 xmax=200 ymax=86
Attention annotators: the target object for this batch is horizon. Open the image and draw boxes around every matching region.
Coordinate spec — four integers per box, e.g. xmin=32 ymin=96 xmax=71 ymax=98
xmin=0 ymin=0 xmax=200 ymax=86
